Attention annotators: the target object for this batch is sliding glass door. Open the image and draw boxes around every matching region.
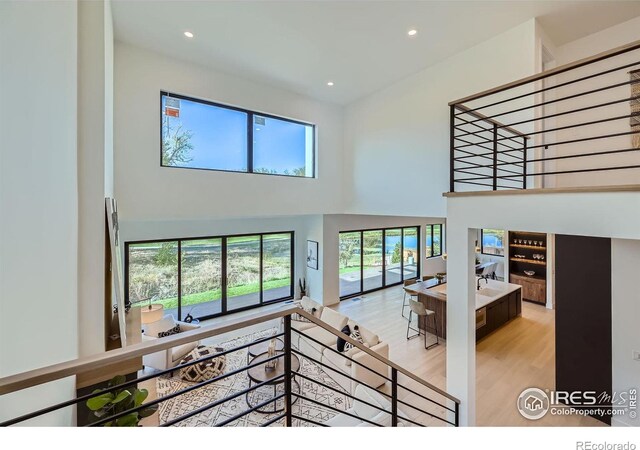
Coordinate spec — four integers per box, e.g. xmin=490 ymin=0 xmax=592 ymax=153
xmin=403 ymin=227 xmax=419 ymax=280
xmin=262 ymin=233 xmax=293 ymax=302
xmin=126 ymin=232 xmax=294 ymax=321
xmin=339 ymin=232 xmax=362 ymax=298
xmin=180 ymin=238 xmax=223 ymax=318
xmin=362 ymin=230 xmax=383 ymax=292
xmin=339 ymin=226 xmax=420 ymax=299
xmin=384 ymin=229 xmax=402 ymax=286
xmin=227 ymin=235 xmax=261 ymax=311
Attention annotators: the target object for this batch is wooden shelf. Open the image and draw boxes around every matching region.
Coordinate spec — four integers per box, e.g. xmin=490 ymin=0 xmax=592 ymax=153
xmin=510 ymin=257 xmax=546 ymax=265
xmin=510 ymin=244 xmax=546 ymax=250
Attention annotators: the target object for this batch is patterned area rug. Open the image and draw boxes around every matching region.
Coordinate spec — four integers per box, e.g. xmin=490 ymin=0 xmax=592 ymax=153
xmin=156 ymin=328 xmax=352 ymax=426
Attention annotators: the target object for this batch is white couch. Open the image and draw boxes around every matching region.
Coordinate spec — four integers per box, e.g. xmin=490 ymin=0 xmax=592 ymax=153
xmin=324 ymin=384 xmax=409 ymax=427
xmin=293 ymin=297 xmax=390 ymax=394
xmin=142 ymin=315 xmax=201 ymax=371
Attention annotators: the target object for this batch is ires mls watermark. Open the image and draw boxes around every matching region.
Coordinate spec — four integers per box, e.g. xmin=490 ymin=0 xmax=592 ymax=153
xmin=517 ymin=387 xmax=637 ymax=420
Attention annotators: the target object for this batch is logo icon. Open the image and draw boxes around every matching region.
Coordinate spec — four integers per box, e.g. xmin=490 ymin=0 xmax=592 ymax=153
xmin=517 ymin=388 xmax=550 ymax=420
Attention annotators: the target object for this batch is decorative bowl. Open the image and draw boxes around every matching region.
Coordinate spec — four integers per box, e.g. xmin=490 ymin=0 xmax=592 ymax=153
xmin=524 ymin=270 xmax=535 ymax=277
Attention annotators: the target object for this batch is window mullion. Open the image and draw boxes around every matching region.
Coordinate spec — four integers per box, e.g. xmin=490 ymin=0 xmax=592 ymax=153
xmin=247 ymin=112 xmax=254 ymax=173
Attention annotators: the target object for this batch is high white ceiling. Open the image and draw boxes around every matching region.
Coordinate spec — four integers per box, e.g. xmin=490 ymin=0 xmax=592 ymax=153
xmin=112 ymin=1 xmax=640 ymax=105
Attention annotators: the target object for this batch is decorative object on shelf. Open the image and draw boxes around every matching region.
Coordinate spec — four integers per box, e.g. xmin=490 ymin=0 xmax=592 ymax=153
xmin=307 ymin=240 xmax=319 ymax=270
xmin=524 ymin=270 xmax=536 ymax=277
xmin=86 ymin=375 xmax=158 ymax=426
xmin=264 ymin=338 xmax=278 ymax=371
xmin=435 ymin=272 xmax=446 ymax=283
xmin=441 ymin=253 xmax=447 ymax=261
xmin=298 ymin=277 xmax=307 ymax=299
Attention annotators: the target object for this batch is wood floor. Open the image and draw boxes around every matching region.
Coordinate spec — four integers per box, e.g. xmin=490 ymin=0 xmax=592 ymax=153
xmin=333 ymin=286 xmax=604 ymax=426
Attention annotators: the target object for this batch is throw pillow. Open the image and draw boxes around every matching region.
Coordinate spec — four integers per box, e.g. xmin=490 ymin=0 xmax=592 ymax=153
xmin=343 ymin=325 xmax=365 ymax=352
xmin=157 ymin=324 xmax=181 ymax=338
xmin=336 ymin=325 xmax=351 ymax=352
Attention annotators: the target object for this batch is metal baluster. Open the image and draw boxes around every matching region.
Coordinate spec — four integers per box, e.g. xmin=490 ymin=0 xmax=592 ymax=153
xmin=391 ymin=368 xmax=398 ymax=427
xmin=283 ymin=315 xmax=293 ymax=427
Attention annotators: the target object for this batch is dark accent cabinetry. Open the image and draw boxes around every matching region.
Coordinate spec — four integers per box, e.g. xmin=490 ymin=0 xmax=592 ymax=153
xmin=476 ymin=288 xmax=521 ymax=342
xmin=509 ymin=231 xmax=547 ymax=304
xmin=555 ymin=234 xmax=612 ymax=425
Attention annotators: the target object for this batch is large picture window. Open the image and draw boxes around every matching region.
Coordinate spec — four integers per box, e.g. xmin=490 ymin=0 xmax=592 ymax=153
xmin=481 ymin=229 xmax=505 ymax=256
xmin=126 ymin=232 xmax=294 ymax=321
xmin=161 ymin=92 xmax=315 ymax=177
xmin=426 ymin=224 xmax=443 ymax=258
xmin=339 ymin=226 xmax=420 ymax=299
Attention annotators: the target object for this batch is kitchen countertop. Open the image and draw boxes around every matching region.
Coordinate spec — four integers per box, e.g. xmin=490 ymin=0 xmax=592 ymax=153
xmin=405 ymin=277 xmax=521 ymax=310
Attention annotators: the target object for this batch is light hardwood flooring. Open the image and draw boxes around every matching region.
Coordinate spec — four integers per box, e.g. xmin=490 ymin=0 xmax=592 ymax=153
xmin=333 ymin=285 xmax=603 ymax=426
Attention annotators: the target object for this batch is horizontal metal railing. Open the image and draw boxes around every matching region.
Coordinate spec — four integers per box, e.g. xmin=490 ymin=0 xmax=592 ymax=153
xmin=449 ymin=39 xmax=640 ymax=193
xmin=0 ymin=305 xmax=460 ymax=427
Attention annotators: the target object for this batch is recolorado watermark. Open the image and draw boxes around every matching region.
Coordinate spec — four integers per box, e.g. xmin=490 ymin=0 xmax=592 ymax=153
xmin=576 ymin=442 xmax=636 ymax=450
xmin=517 ymin=387 xmax=637 ymax=420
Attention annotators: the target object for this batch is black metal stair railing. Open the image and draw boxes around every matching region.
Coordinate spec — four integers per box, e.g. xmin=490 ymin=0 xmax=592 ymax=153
xmin=0 ymin=307 xmax=460 ymax=427
xmin=449 ymin=39 xmax=640 ymax=192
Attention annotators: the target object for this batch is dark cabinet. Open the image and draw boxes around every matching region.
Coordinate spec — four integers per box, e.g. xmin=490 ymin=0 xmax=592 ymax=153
xmin=476 ymin=288 xmax=522 ymax=342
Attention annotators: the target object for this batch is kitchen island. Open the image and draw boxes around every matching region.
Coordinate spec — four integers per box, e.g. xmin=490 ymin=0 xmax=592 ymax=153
xmin=404 ymin=277 xmax=522 ymax=341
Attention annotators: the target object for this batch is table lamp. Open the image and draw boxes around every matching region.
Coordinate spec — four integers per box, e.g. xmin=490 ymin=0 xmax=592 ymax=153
xmin=141 ymin=303 xmax=164 ymax=324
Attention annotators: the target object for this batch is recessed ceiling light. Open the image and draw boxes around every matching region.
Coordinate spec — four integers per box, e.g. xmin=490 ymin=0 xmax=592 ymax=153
xmin=407 ymin=29 xmax=417 ymax=37
xmin=327 ymin=81 xmax=334 ymax=86
xmin=184 ymin=31 xmax=194 ymax=38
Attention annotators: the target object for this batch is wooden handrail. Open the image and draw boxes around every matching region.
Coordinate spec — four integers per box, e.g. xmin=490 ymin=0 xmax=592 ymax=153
xmin=0 ymin=306 xmax=298 ymax=395
xmin=449 ymin=38 xmax=640 ymax=106
xmin=0 ymin=303 xmax=460 ymax=406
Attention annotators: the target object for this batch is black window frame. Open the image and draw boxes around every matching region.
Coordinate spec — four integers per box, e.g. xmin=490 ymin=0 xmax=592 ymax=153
xmin=425 ymin=224 xmax=444 ymax=259
xmin=338 ymin=226 xmax=421 ymax=300
xmin=125 ymin=231 xmax=295 ymax=322
xmin=160 ymin=91 xmax=316 ymax=178
xmin=480 ymin=228 xmax=505 ymax=257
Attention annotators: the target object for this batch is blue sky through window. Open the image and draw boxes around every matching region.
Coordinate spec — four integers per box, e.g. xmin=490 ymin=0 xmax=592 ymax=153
xmin=161 ymin=94 xmax=314 ymax=176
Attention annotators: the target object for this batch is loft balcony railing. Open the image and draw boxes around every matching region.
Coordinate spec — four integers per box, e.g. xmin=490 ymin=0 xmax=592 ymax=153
xmin=449 ymin=39 xmax=640 ymax=193
xmin=0 ymin=305 xmax=459 ymax=427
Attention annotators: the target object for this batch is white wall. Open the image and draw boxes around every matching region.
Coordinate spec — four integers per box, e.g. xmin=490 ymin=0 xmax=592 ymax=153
xmin=77 ymin=0 xmax=115 ymax=358
xmin=0 ymin=0 xmax=79 ymax=424
xmin=114 ymin=42 xmax=345 ymax=222
xmin=446 ymin=190 xmax=640 ymax=425
xmin=550 ymin=16 xmax=640 ymax=187
xmin=321 ymin=214 xmax=446 ymax=305
xmin=343 ymin=20 xmax=537 ymax=218
xmin=611 ymin=238 xmax=640 ymax=427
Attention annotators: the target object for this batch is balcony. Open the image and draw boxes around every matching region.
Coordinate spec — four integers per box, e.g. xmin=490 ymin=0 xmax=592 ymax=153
xmin=449 ymin=39 xmax=640 ymax=195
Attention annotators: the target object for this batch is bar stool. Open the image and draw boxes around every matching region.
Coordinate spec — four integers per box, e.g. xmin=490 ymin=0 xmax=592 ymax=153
xmin=422 ymin=275 xmax=435 ymax=282
xmin=401 ymin=279 xmax=417 ymax=319
xmin=406 ymin=299 xmax=439 ymax=350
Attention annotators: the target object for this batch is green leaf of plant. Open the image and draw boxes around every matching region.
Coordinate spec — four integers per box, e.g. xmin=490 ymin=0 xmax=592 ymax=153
xmin=116 ymin=413 xmax=139 ymax=427
xmin=110 ymin=375 xmax=126 ymax=388
xmin=138 ymin=406 xmax=158 ymax=418
xmin=86 ymin=393 xmax=115 ymax=411
xmin=112 ymin=390 xmax=132 ymax=404
xmin=133 ymin=389 xmax=148 ymax=407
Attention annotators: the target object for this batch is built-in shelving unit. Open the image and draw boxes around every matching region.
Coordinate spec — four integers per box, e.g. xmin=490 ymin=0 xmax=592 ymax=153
xmin=508 ymin=231 xmax=547 ymax=305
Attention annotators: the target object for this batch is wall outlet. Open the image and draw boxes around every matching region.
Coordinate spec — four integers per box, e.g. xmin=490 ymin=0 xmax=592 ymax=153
xmin=633 ymin=351 xmax=640 ymax=361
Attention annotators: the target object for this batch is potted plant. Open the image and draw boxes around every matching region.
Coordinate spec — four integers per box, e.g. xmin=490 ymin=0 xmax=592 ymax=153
xmin=86 ymin=375 xmax=157 ymax=426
